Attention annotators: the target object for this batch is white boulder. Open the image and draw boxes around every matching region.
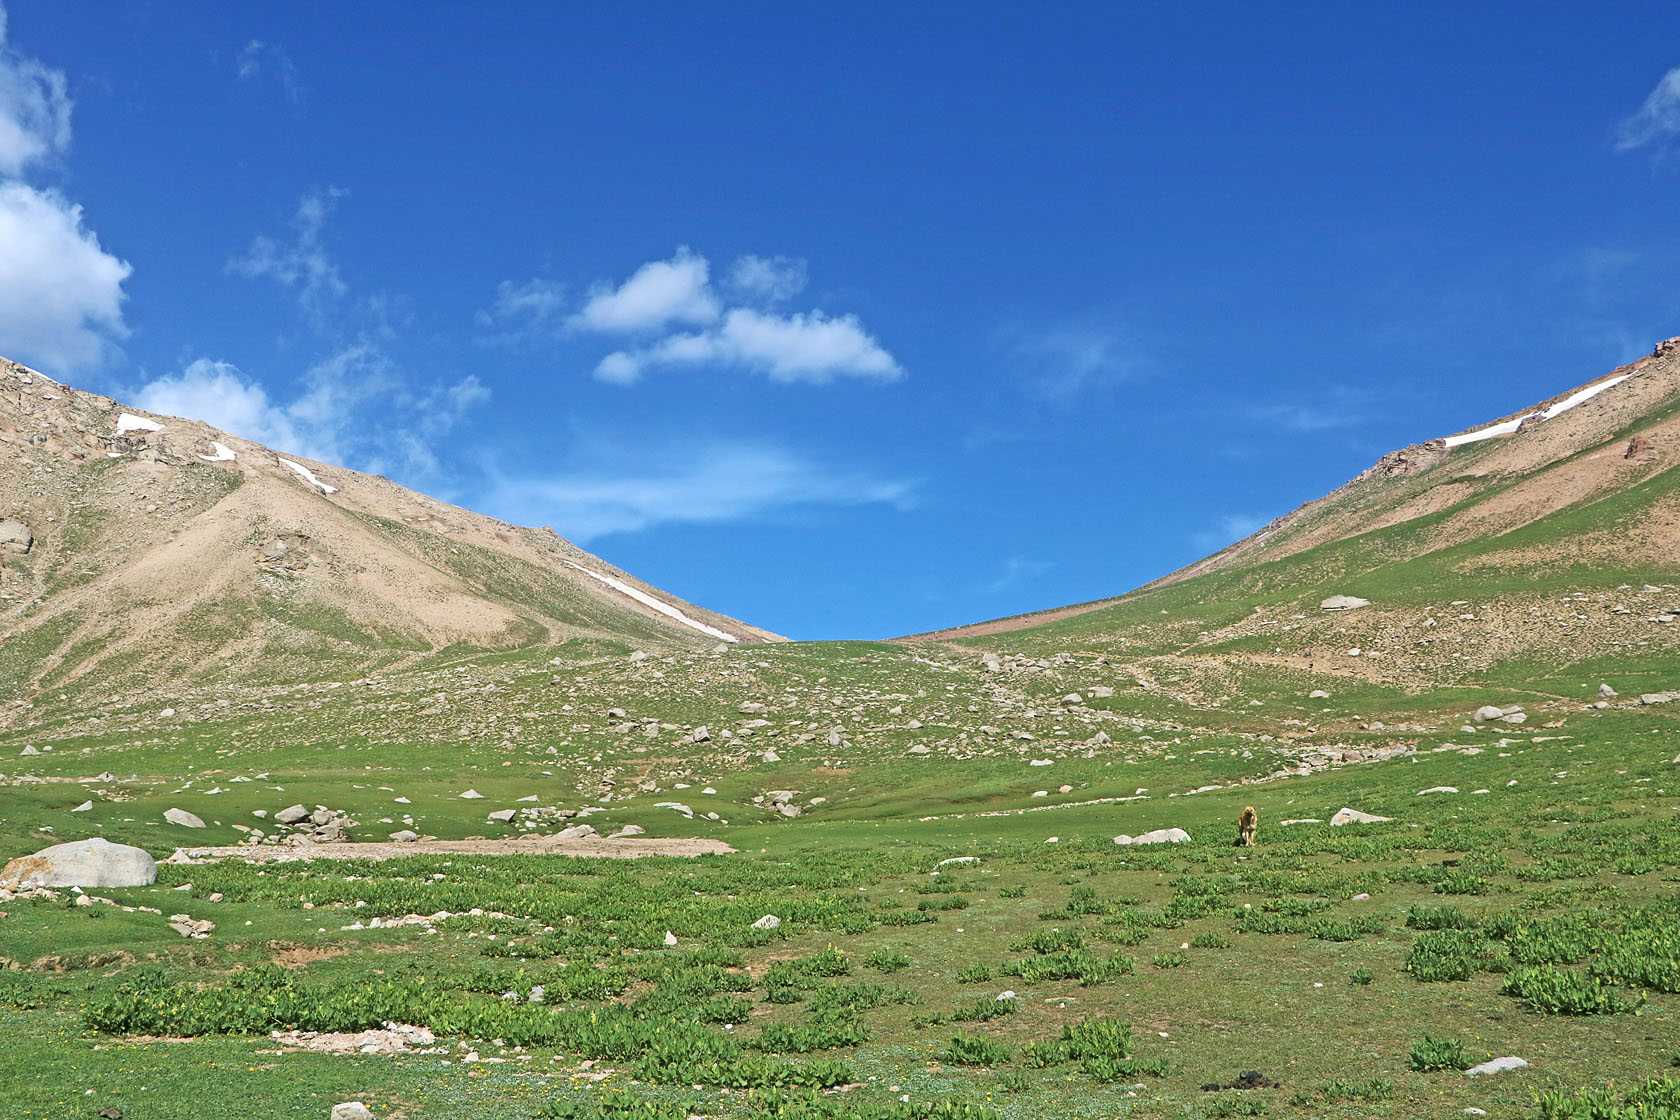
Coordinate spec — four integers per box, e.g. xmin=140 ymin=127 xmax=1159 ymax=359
xmin=0 ymin=837 xmax=158 ymax=888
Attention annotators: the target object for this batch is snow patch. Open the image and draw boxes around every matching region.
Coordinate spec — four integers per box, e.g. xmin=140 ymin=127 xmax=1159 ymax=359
xmin=278 ymin=458 xmax=338 ymax=494
xmin=197 ymin=441 xmax=237 ymax=463
xmin=1443 ymin=375 xmax=1630 ymax=448
xmin=563 ymin=561 xmax=739 ymax=643
xmin=116 ymin=413 xmax=163 ymax=434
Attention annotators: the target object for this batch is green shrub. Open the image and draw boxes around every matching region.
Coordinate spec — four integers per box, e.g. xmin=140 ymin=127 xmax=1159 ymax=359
xmin=1408 ymin=1034 xmax=1472 ymax=1072
xmin=944 ymin=1030 xmax=1012 ymax=1067
xmin=955 ymin=964 xmax=993 ymax=984
xmin=1502 ymin=967 xmax=1629 ymax=1015
xmin=863 ymin=950 xmax=912 ymax=973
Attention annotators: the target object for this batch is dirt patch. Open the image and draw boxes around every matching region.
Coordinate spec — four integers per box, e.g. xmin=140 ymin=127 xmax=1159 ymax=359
xmin=268 ymin=942 xmax=351 ymax=968
xmin=167 ymin=834 xmax=734 ymax=866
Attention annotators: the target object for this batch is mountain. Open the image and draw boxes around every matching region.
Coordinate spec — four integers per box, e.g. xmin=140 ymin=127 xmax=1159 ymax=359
xmin=0 ymin=357 xmax=780 ymax=714
xmin=909 ymin=338 xmax=1680 ymax=689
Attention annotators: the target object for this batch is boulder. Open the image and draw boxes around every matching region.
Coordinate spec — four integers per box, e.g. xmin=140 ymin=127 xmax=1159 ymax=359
xmin=690 ymin=726 xmax=710 ymax=743
xmin=627 ymin=650 xmax=648 ymax=663
xmin=557 ymin=824 xmax=598 ymax=840
xmin=1320 ymin=595 xmax=1370 ymax=611
xmin=1641 ymin=691 xmax=1680 ymax=705
xmin=388 ymin=830 xmax=419 ymax=843
xmin=486 ymin=809 xmax=516 ymax=823
xmin=0 ymin=838 xmax=157 ymax=888
xmin=1309 ymin=689 xmax=1331 ymax=699
xmin=459 ymin=789 xmax=484 ymax=799
xmin=750 ymin=914 xmax=781 ymax=930
xmin=1330 ymin=807 xmax=1392 ymax=826
xmin=164 ymin=808 xmax=206 ymax=829
xmin=655 ymin=802 xmax=694 ymax=818
xmin=1472 ymin=706 xmax=1505 ymax=722
xmin=1599 ymin=683 xmax=1618 ymax=698
xmin=1417 ymin=786 xmax=1459 ymax=795
xmin=0 ymin=519 xmax=32 ymax=555
xmin=1113 ymin=828 xmax=1191 ymax=846
xmin=274 ymin=804 xmax=310 ymax=824
xmin=1465 ymin=1056 xmax=1528 ymax=1077
xmin=331 ymin=1105 xmax=375 ymax=1120
xmin=610 ymin=823 xmax=646 ymax=837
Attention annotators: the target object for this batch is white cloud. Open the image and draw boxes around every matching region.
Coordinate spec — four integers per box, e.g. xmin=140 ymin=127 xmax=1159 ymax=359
xmin=0 ymin=4 xmax=70 ymax=176
xmin=483 ymin=441 xmax=914 ymax=542
xmin=236 ymin=39 xmax=301 ymax=101
xmin=0 ymin=182 xmax=130 ymax=374
xmin=1003 ymin=324 xmax=1152 ymax=404
xmin=725 ymin=254 xmax=808 ymax=304
xmin=229 ymin=189 xmax=348 ymax=316
xmin=1615 ymin=66 xmax=1680 ymax=152
xmin=596 ymin=308 xmax=902 ymax=386
xmin=569 ymin=247 xmax=720 ymax=333
xmin=132 ymin=347 xmax=490 ymax=477
xmin=135 ymin=358 xmax=311 ymax=455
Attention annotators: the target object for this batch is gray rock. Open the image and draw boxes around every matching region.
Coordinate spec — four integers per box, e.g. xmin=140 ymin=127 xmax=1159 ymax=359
xmin=654 ymin=801 xmax=694 ymax=818
xmin=557 ymin=824 xmax=598 ymax=839
xmin=627 ymin=650 xmax=648 ymax=663
xmin=609 ymin=824 xmax=646 ymax=838
xmin=486 ymin=809 xmax=516 ymax=823
xmin=388 ymin=830 xmax=419 ymax=843
xmin=1309 ymin=689 xmax=1331 ymax=699
xmin=1320 ymin=595 xmax=1370 ymax=610
xmin=690 ymin=726 xmax=710 ymax=743
xmin=1465 ymin=1056 xmax=1528 ymax=1076
xmin=331 ymin=1105 xmax=375 ymax=1120
xmin=1112 ymin=828 xmax=1191 ymax=846
xmin=0 ymin=837 xmax=158 ymax=888
xmin=164 ymin=808 xmax=206 ymax=829
xmin=1417 ymin=786 xmax=1459 ymax=795
xmin=750 ymin=913 xmax=781 ymax=930
xmin=1599 ymin=683 xmax=1618 ymax=698
xmin=274 ymin=804 xmax=309 ymax=824
xmin=1641 ymin=691 xmax=1680 ymax=705
xmin=1330 ymin=807 xmax=1392 ymax=826
xmin=1472 ymin=705 xmax=1505 ymax=721
xmin=459 ymin=789 xmax=484 ymax=799
xmin=0 ymin=519 xmax=32 ymax=555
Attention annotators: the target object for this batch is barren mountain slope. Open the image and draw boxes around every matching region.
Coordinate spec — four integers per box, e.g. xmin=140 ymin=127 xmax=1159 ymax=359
xmin=0 ymin=358 xmax=780 ymax=711
xmin=912 ymin=337 xmax=1680 ymax=643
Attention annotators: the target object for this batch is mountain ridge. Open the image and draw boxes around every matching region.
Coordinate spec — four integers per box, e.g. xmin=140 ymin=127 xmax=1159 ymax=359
xmin=0 ymin=356 xmax=781 ymax=716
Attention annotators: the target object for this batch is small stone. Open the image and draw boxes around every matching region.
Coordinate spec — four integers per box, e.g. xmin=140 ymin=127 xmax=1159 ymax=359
xmin=750 ymin=914 xmax=781 ymax=930
xmin=1465 ymin=1056 xmax=1528 ymax=1076
xmin=664 ymin=930 xmax=678 ymax=947
xmin=1112 ymin=828 xmax=1191 ymax=846
xmin=459 ymin=789 xmax=484 ymax=799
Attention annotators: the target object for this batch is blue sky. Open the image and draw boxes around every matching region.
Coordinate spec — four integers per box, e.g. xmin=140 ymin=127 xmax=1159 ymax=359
xmin=4 ymin=2 xmax=1680 ymax=639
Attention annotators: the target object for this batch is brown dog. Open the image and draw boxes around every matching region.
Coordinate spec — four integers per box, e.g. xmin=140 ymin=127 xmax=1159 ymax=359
xmin=1238 ymin=806 xmax=1258 ymax=847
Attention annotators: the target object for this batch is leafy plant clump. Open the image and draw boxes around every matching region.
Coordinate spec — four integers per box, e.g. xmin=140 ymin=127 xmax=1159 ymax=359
xmin=1408 ymin=1034 xmax=1473 ymax=1073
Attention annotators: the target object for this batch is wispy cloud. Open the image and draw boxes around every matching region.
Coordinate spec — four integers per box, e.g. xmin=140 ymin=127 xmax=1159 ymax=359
xmin=235 ymin=39 xmax=301 ymax=102
xmin=1191 ymin=513 xmax=1270 ymax=553
xmin=482 ymin=440 xmax=914 ymax=542
xmin=0 ymin=8 xmax=129 ymax=375
xmin=1000 ymin=323 xmax=1153 ymax=404
xmin=976 ymin=557 xmax=1053 ymax=596
xmin=0 ymin=2 xmax=69 ymax=176
xmin=475 ymin=277 xmax=567 ymax=345
xmin=724 ymin=254 xmax=808 ymax=305
xmin=133 ymin=348 xmax=489 ymax=478
xmin=229 ymin=189 xmax=348 ymax=318
xmin=1615 ymin=66 xmax=1680 ymax=152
